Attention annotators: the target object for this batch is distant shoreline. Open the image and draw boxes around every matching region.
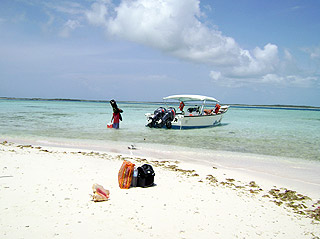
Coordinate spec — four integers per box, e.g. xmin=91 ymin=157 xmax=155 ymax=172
xmin=1 ymin=96 xmax=320 ymax=110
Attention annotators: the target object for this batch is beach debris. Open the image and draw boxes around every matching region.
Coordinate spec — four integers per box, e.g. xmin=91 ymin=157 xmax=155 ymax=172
xmin=266 ymin=188 xmax=320 ymax=220
xmin=40 ymin=149 xmax=50 ymax=153
xmin=128 ymin=145 xmax=137 ymax=150
xmin=220 ymin=181 xmax=235 ymax=187
xmin=268 ymin=188 xmax=311 ymax=202
xmin=91 ymin=184 xmax=110 ymax=202
xmin=0 ymin=176 xmax=13 ymax=178
xmin=220 ymin=178 xmax=248 ymax=189
xmin=18 ymin=144 xmax=33 ymax=149
xmin=136 ymin=159 xmax=197 ymax=179
xmin=246 ymin=181 xmax=263 ymax=194
xmin=206 ymin=174 xmax=218 ymax=184
xmin=306 ymin=206 xmax=320 ymax=221
xmin=248 ymin=181 xmax=258 ymax=188
xmin=226 ymin=178 xmax=235 ymax=183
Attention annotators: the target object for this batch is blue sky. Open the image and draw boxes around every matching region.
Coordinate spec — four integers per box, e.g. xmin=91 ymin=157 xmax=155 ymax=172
xmin=0 ymin=0 xmax=319 ymax=106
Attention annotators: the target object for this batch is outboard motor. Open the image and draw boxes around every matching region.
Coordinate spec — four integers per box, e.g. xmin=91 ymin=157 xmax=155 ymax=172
xmin=160 ymin=107 xmax=176 ymax=129
xmin=147 ymin=107 xmax=166 ymax=128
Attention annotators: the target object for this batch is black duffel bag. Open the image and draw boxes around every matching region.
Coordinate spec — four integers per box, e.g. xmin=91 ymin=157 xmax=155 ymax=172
xmin=137 ymin=164 xmax=155 ymax=187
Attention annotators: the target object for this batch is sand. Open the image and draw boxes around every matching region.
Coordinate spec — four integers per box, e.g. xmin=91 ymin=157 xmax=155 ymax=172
xmin=0 ymin=141 xmax=319 ymax=238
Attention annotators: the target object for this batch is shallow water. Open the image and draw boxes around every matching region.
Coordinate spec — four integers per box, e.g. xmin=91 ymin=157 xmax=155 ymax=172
xmin=0 ymin=99 xmax=319 ymax=162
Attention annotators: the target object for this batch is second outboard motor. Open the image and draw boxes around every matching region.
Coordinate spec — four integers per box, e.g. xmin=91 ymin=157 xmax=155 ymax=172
xmin=161 ymin=107 xmax=176 ymax=129
xmin=147 ymin=107 xmax=166 ymax=128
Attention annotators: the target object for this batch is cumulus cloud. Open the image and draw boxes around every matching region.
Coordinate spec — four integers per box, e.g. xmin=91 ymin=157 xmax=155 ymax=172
xmin=229 ymin=44 xmax=279 ymax=78
xmin=84 ymin=0 xmax=319 ymax=88
xmin=85 ymin=0 xmax=242 ymax=65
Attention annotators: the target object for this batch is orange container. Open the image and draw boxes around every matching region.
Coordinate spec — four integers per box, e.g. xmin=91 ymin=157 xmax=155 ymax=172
xmin=107 ymin=124 xmax=113 ymax=128
xmin=118 ymin=160 xmax=135 ymax=189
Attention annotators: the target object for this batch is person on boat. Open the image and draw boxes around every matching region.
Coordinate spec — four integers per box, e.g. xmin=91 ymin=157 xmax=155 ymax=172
xmin=110 ymin=99 xmax=123 ymax=129
xmin=203 ymin=109 xmax=213 ymax=115
xmin=214 ymin=103 xmax=221 ymax=114
xmin=203 ymin=103 xmax=221 ymax=115
xmin=179 ymin=101 xmax=185 ymax=112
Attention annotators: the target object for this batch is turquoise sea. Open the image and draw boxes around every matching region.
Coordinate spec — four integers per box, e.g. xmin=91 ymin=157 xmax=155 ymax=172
xmin=0 ymin=98 xmax=320 ymax=162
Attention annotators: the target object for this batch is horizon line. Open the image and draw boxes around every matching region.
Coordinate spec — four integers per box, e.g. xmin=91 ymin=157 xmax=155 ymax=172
xmin=0 ymin=96 xmax=319 ymax=110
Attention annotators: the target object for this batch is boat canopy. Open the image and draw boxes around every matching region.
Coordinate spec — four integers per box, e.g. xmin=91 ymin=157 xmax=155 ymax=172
xmin=163 ymin=94 xmax=219 ymax=103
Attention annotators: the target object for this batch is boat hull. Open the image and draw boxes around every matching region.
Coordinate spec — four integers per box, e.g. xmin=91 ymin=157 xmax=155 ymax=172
xmin=171 ymin=113 xmax=224 ymax=129
xmin=145 ymin=112 xmax=226 ymax=129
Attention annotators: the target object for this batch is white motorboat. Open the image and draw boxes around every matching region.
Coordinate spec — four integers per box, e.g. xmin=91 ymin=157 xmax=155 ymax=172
xmin=145 ymin=94 xmax=229 ymax=129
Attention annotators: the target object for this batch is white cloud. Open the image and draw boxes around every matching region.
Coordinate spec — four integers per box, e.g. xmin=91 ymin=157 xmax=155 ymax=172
xmin=43 ymin=1 xmax=85 ymax=15
xmin=210 ymin=72 xmax=319 ymax=88
xmin=284 ymin=75 xmax=319 ymax=88
xmin=303 ymin=45 xmax=320 ymax=59
xmin=284 ymin=49 xmax=293 ymax=61
xmin=107 ymin=0 xmax=201 ymax=51
xmin=290 ymin=6 xmax=301 ymax=11
xmin=85 ymin=0 xmax=111 ymax=27
xmin=210 ymin=71 xmax=222 ymax=81
xmin=84 ymin=0 xmax=319 ymax=88
xmin=229 ymin=44 xmax=279 ymax=78
xmin=41 ymin=11 xmax=55 ymax=33
xmin=86 ymin=0 xmax=243 ymax=66
xmin=59 ymin=19 xmax=81 ymax=38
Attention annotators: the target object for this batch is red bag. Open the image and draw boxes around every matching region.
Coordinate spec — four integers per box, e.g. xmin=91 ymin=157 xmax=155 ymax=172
xmin=118 ymin=160 xmax=135 ymax=189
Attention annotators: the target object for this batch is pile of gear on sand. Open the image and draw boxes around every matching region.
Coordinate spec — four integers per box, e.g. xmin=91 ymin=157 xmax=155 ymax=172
xmin=91 ymin=161 xmax=155 ymax=202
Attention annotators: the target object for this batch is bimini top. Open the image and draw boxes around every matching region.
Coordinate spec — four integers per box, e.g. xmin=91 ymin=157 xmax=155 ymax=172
xmin=163 ymin=94 xmax=219 ymax=103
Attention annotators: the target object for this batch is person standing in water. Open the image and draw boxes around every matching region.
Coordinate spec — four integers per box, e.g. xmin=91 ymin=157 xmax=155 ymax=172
xmin=110 ymin=99 xmax=123 ymax=129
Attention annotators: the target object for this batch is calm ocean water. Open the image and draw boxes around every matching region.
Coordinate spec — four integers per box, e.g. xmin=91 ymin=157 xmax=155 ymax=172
xmin=0 ymin=99 xmax=319 ymax=162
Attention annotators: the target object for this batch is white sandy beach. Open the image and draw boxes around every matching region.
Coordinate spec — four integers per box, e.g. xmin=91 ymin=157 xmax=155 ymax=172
xmin=1 ymin=141 xmax=319 ymax=238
